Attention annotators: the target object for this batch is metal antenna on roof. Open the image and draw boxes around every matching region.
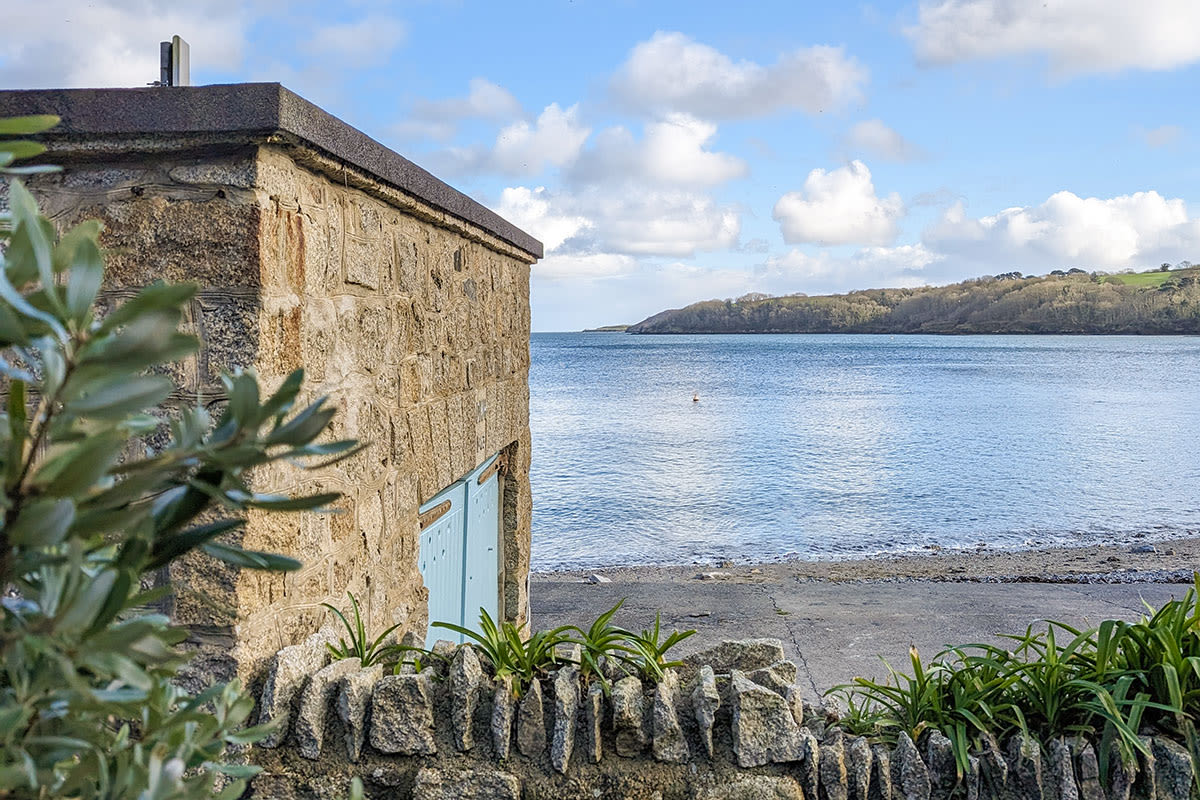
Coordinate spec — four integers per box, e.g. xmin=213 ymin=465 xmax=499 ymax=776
xmin=151 ymin=35 xmax=190 ymax=87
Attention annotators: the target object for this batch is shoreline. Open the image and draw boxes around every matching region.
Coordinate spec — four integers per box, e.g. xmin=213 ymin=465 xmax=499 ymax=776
xmin=532 ymin=534 xmax=1200 ymax=585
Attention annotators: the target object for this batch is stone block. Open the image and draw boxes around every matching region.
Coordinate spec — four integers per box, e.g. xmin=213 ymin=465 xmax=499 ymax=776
xmin=820 ymin=729 xmax=850 ymax=800
xmin=923 ymin=729 xmax=956 ymax=800
xmin=684 ymin=639 xmax=787 ymax=675
xmin=450 ymin=645 xmax=486 ymax=751
xmin=491 ymin=676 xmax=517 ymax=760
xmin=730 ymin=669 xmax=804 ymax=767
xmin=1151 ymin=737 xmax=1191 ymax=800
xmin=870 ymin=743 xmax=893 ymax=800
xmin=550 ymin=663 xmax=580 ymax=773
xmin=892 ymin=732 xmax=931 ymax=800
xmin=848 ymin=735 xmax=874 ymax=800
xmin=294 ymin=657 xmax=360 ymax=759
xmin=337 ymin=663 xmax=383 ymax=762
xmin=651 ymin=668 xmax=688 ymax=763
xmin=747 ymin=660 xmax=799 ymax=696
xmin=1048 ymin=738 xmax=1079 ymax=800
xmin=692 ymin=665 xmax=721 ymax=759
xmin=1071 ymin=741 xmax=1105 ymax=800
xmin=516 ymin=678 xmax=545 ymax=758
xmin=797 ymin=727 xmax=821 ymax=800
xmin=368 ymin=673 xmax=436 ymax=755
xmin=612 ymin=675 xmax=649 ymax=757
xmin=695 ymin=776 xmax=806 ymax=800
xmin=412 ymin=766 xmax=521 ymax=800
xmin=1005 ymin=732 xmax=1043 ymax=800
xmin=257 ymin=634 xmax=328 ymax=748
xmin=583 ymin=681 xmax=605 ymax=764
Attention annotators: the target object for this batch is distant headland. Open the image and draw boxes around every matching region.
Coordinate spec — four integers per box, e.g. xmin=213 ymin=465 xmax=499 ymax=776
xmin=582 ymin=324 xmax=631 ymax=332
xmin=618 ymin=265 xmax=1200 ymax=335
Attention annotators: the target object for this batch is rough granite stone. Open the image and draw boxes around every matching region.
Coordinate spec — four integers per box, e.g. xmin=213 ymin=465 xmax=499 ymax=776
xmin=368 ymin=672 xmax=436 ymax=755
xmin=1071 ymin=741 xmax=1105 ymax=800
xmin=692 ymin=665 xmax=721 ymax=759
xmin=797 ymin=726 xmax=822 ymax=800
xmin=747 ymin=660 xmax=799 ymax=696
xmin=1109 ymin=741 xmax=1136 ymax=800
xmin=820 ymin=730 xmax=850 ymax=800
xmin=1150 ymin=737 xmax=1190 ymax=800
xmin=1048 ymin=739 xmax=1080 ymax=800
xmin=685 ymin=639 xmax=787 ymax=674
xmin=294 ymin=657 xmax=359 ymax=759
xmin=450 ymin=645 xmax=485 ymax=751
xmin=786 ymin=685 xmax=805 ymax=728
xmin=730 ymin=669 xmax=804 ymax=767
xmin=803 ymin=700 xmax=828 ymax=739
xmin=923 ymin=729 xmax=956 ymax=800
xmin=1006 ymin=732 xmax=1044 ymax=800
xmin=257 ymin=635 xmax=329 ymax=748
xmin=517 ymin=678 xmax=546 ymax=758
xmin=336 ymin=663 xmax=383 ymax=762
xmin=550 ymin=663 xmax=580 ymax=772
xmin=412 ymin=766 xmax=522 ymax=800
xmin=892 ymin=732 xmax=932 ymax=800
xmin=848 ymin=735 xmax=874 ymax=800
xmin=694 ymin=776 xmax=806 ymax=800
xmin=651 ymin=669 xmax=688 ymax=763
xmin=871 ymin=743 xmax=894 ymax=800
xmin=613 ymin=675 xmax=649 ymax=757
xmin=583 ymin=681 xmax=605 ymax=763
xmin=965 ymin=756 xmax=980 ymax=800
xmin=978 ymin=731 xmax=1009 ymax=799
xmin=1133 ymin=736 xmax=1157 ymax=800
xmin=491 ymin=676 xmax=517 ymax=760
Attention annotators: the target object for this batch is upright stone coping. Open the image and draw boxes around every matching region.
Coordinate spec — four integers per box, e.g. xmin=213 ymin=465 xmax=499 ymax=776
xmin=249 ymin=639 xmax=1200 ymax=800
xmin=0 ymin=85 xmax=543 ymax=259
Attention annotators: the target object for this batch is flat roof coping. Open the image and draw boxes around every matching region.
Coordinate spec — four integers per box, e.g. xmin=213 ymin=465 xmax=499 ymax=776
xmin=0 ymin=83 xmax=543 ymax=259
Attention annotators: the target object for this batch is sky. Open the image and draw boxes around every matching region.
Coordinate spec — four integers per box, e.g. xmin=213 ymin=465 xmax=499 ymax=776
xmin=4 ymin=1 xmax=1200 ymax=331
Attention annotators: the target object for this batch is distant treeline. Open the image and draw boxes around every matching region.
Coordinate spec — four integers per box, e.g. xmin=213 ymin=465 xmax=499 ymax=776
xmin=627 ymin=268 xmax=1200 ymax=335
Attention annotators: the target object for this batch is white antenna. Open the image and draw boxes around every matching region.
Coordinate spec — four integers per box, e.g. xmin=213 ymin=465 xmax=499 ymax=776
xmin=155 ymin=35 xmax=190 ymax=87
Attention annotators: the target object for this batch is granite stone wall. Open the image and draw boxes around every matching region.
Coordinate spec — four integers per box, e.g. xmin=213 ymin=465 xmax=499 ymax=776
xmin=247 ymin=635 xmax=1195 ymax=800
xmin=25 ymin=135 xmax=536 ymax=681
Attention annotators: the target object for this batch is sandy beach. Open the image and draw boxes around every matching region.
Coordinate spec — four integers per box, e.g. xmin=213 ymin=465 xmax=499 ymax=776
xmin=530 ymin=535 xmax=1199 ymax=700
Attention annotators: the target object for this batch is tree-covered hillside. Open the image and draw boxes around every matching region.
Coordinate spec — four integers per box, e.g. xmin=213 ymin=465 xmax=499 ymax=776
xmin=627 ymin=268 xmax=1200 ymax=334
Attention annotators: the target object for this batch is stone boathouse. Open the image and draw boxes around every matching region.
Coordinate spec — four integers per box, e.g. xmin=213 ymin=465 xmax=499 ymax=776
xmin=0 ymin=83 xmax=543 ymax=680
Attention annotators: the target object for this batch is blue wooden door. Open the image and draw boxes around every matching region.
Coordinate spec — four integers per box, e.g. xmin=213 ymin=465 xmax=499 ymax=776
xmin=417 ymin=454 xmax=501 ymax=646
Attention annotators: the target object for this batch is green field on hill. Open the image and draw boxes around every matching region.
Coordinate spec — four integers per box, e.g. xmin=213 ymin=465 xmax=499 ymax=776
xmin=1100 ymin=267 xmax=1200 ymax=287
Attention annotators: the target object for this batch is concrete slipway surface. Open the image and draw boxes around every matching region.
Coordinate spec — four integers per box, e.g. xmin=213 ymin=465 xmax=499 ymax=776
xmin=530 ymin=537 xmax=1199 ymax=702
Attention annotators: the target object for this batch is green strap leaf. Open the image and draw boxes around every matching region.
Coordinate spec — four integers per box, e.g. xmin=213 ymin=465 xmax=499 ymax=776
xmin=0 ymin=114 xmax=60 ymax=135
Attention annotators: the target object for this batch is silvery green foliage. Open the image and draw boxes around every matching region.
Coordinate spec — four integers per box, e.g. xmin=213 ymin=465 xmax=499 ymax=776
xmin=0 ymin=115 xmax=357 ymax=799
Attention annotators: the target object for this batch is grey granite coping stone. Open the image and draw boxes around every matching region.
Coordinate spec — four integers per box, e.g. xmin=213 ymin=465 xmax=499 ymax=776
xmin=0 ymin=83 xmax=543 ymax=259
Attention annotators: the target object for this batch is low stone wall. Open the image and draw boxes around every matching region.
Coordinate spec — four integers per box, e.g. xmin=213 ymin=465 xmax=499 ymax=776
xmin=248 ymin=637 xmax=1194 ymax=800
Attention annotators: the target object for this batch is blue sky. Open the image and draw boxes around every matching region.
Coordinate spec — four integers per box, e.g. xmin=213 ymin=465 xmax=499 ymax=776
xmin=5 ymin=1 xmax=1200 ymax=330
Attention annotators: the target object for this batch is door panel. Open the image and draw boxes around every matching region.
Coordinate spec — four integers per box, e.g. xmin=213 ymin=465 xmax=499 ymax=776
xmin=416 ymin=454 xmax=501 ymax=647
xmin=464 ymin=457 xmax=501 ymax=629
xmin=418 ymin=481 xmax=466 ymax=646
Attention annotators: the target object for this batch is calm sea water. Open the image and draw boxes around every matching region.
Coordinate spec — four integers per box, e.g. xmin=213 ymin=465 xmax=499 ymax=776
xmin=529 ymin=333 xmax=1200 ymax=571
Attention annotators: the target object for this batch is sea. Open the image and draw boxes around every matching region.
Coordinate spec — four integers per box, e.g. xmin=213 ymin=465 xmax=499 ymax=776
xmin=528 ymin=333 xmax=1200 ymax=572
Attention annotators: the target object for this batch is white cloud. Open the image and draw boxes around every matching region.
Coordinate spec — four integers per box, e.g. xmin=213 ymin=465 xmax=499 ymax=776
xmin=590 ymin=189 xmax=741 ymax=256
xmin=492 ymin=104 xmax=591 ymax=175
xmin=907 ymin=0 xmax=1200 ymax=75
xmin=773 ymin=161 xmax=905 ymax=246
xmin=569 ymin=114 xmax=747 ymax=188
xmin=533 ymin=253 xmax=637 ymax=281
xmin=1141 ymin=125 xmax=1183 ymax=149
xmin=0 ymin=0 xmax=253 ymax=88
xmin=397 ymin=78 xmax=523 ymax=141
xmin=495 ymin=186 xmax=591 ymax=251
xmin=304 ymin=15 xmax=406 ymax=68
xmin=612 ymin=31 xmax=867 ymax=118
xmin=924 ymin=190 xmax=1200 ymax=271
xmin=439 ymin=103 xmax=590 ymax=177
xmin=844 ymin=119 xmax=922 ymax=162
